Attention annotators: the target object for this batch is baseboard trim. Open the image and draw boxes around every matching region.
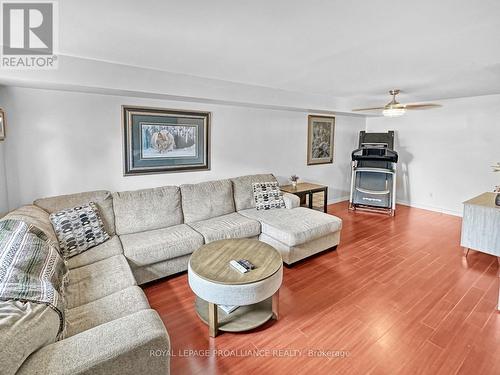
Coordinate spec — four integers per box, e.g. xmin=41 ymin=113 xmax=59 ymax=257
xmin=325 ymin=197 xmax=462 ymax=217
xmin=327 ymin=195 xmax=350 ymax=205
xmin=396 ymin=200 xmax=462 ymax=217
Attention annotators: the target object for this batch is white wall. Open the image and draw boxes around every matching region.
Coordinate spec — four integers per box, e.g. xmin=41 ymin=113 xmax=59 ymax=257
xmin=3 ymin=86 xmax=498 ymax=217
xmin=0 ymin=141 xmax=8 ymax=216
xmin=366 ymin=94 xmax=500 ymax=216
xmin=0 ymin=86 xmax=364 ymax=210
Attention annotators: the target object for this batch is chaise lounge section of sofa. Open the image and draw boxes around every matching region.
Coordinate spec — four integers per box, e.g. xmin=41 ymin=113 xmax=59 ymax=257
xmin=231 ymin=174 xmax=342 ymax=264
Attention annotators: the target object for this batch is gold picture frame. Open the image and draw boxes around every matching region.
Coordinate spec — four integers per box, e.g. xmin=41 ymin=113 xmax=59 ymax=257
xmin=307 ymin=115 xmax=335 ymax=165
xmin=0 ymin=109 xmax=5 ymax=141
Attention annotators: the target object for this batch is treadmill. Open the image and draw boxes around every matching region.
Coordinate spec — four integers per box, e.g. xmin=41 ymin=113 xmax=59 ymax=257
xmin=349 ymin=131 xmax=398 ymax=215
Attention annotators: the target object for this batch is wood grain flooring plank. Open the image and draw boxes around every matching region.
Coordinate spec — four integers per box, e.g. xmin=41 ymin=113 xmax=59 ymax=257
xmin=143 ymin=202 xmax=500 ymax=374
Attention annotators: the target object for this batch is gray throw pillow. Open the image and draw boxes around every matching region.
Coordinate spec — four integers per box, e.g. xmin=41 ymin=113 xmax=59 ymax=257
xmin=252 ymin=182 xmax=286 ymax=210
xmin=49 ymin=202 xmax=110 ymax=258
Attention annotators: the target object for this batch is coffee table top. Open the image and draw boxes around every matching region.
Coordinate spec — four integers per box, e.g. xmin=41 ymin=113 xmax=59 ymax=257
xmin=189 ymin=239 xmax=282 ymax=285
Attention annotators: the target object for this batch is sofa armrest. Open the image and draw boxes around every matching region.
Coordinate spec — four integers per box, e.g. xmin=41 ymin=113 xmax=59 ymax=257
xmin=282 ymin=193 xmax=300 ymax=209
xmin=18 ymin=309 xmax=170 ymax=375
xmin=2 ymin=205 xmax=59 ymax=245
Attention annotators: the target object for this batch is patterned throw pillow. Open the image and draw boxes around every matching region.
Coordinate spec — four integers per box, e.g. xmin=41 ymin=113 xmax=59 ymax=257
xmin=252 ymin=182 xmax=286 ymax=210
xmin=49 ymin=202 xmax=110 ymax=258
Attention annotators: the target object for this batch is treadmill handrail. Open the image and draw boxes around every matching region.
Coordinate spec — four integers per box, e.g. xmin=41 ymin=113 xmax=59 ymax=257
xmin=351 ymin=148 xmax=398 ymax=162
xmin=353 ymin=167 xmax=396 ymax=174
xmin=355 ymin=187 xmax=391 ymax=195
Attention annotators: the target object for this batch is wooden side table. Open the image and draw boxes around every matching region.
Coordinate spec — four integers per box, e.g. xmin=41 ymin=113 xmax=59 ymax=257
xmin=281 ymin=182 xmax=328 ymax=213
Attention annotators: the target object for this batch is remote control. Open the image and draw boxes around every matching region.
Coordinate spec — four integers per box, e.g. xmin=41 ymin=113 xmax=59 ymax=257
xmin=230 ymin=260 xmax=248 ymax=273
xmin=239 ymin=259 xmax=256 ymax=270
xmin=236 ymin=260 xmax=250 ymax=270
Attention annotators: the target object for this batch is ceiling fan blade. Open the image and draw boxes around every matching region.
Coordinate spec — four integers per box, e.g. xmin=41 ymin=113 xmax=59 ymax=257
xmin=351 ymin=107 xmax=385 ymax=112
xmin=404 ymin=103 xmax=442 ymax=110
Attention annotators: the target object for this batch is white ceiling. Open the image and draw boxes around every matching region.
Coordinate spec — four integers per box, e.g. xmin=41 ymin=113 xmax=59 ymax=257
xmin=56 ymin=0 xmax=500 ymax=107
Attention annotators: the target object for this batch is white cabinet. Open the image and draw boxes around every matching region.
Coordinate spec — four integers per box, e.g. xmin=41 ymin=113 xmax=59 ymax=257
xmin=461 ymin=192 xmax=500 ymax=310
xmin=461 ymin=192 xmax=500 ymax=256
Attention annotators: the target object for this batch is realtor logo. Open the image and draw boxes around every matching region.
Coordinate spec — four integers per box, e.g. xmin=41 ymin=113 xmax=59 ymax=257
xmin=1 ymin=1 xmax=58 ymax=69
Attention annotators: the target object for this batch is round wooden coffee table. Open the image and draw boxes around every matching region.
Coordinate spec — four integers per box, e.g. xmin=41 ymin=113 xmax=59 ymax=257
xmin=188 ymin=238 xmax=283 ymax=337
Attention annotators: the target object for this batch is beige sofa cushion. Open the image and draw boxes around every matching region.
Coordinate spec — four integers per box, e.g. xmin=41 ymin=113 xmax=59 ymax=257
xmin=260 ymin=231 xmax=341 ymax=265
xmin=34 ymin=190 xmax=116 ymax=236
xmin=180 ymin=179 xmax=235 ymax=223
xmin=113 ymin=186 xmax=183 ymax=235
xmin=282 ymin=193 xmax=301 ymax=209
xmin=66 ymin=286 xmax=150 ymax=337
xmin=66 ymin=255 xmax=136 ymax=309
xmin=188 ymin=212 xmax=261 ymax=243
xmin=2 ymin=205 xmax=58 ymax=245
xmin=17 ymin=309 xmax=170 ymax=375
xmin=231 ymin=173 xmax=277 ymax=211
xmin=121 ymin=224 xmax=204 ymax=267
xmin=240 ymin=207 xmax=342 ymax=246
xmin=67 ymin=235 xmax=123 ymax=269
xmin=131 ymin=255 xmax=192 ymax=285
xmin=0 ymin=301 xmax=60 ymax=375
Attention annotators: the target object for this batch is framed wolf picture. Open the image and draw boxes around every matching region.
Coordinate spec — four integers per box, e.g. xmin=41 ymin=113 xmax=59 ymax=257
xmin=307 ymin=115 xmax=335 ymax=165
xmin=122 ymin=106 xmax=210 ymax=175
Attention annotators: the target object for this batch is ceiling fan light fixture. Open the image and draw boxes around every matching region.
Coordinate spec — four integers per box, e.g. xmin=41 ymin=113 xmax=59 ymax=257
xmin=351 ymin=89 xmax=441 ymax=114
xmin=382 ymin=107 xmax=406 ymax=117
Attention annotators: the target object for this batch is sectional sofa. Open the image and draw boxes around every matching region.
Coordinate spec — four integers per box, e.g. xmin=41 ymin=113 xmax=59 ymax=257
xmin=0 ymin=173 xmax=342 ymax=374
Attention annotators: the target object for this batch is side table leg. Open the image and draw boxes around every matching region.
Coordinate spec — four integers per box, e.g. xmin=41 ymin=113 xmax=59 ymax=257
xmin=323 ymin=187 xmax=328 ymax=213
xmin=299 ymin=193 xmax=306 ymax=206
xmin=208 ymin=302 xmax=218 ymax=337
xmin=272 ymin=290 xmax=279 ymax=320
xmin=308 ymin=192 xmax=313 ymax=209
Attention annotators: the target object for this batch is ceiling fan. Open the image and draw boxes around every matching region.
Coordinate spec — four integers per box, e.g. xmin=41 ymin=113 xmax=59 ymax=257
xmin=352 ymin=89 xmax=441 ymax=117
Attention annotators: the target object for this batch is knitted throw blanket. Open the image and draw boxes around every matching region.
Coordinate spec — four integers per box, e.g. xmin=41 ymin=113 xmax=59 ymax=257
xmin=0 ymin=219 xmax=68 ymax=336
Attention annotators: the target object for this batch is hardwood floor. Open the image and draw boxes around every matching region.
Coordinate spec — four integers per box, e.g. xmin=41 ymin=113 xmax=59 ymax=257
xmin=144 ymin=202 xmax=500 ymax=374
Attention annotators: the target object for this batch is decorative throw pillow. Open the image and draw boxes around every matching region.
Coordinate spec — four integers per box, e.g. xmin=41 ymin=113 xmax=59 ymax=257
xmin=252 ymin=182 xmax=286 ymax=210
xmin=49 ymin=202 xmax=110 ymax=258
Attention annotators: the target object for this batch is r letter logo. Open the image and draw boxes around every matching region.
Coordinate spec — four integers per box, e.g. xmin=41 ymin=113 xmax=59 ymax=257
xmin=1 ymin=1 xmax=58 ymax=69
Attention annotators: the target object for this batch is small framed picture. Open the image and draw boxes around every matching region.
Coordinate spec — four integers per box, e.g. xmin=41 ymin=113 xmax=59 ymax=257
xmin=0 ymin=109 xmax=5 ymax=141
xmin=122 ymin=106 xmax=210 ymax=175
xmin=307 ymin=115 xmax=335 ymax=165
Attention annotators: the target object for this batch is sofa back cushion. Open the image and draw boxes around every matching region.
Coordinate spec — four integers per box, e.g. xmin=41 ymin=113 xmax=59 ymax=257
xmin=34 ymin=191 xmax=115 ymax=236
xmin=231 ymin=173 xmax=277 ymax=211
xmin=2 ymin=205 xmax=59 ymax=246
xmin=180 ymin=179 xmax=235 ymax=223
xmin=112 ymin=186 xmax=182 ymax=235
